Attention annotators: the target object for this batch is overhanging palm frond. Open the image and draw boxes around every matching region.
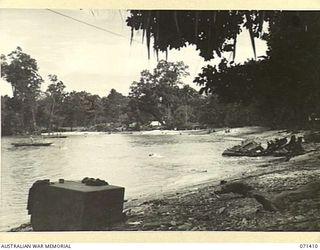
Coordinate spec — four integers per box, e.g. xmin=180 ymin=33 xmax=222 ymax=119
xmin=127 ymin=10 xmax=264 ymax=61
xmin=245 ymin=12 xmax=257 ymax=59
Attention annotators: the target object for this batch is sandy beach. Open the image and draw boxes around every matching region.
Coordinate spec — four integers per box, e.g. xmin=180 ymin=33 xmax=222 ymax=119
xmin=110 ymin=144 xmax=320 ymax=231
xmin=10 ymin=129 xmax=320 ymax=232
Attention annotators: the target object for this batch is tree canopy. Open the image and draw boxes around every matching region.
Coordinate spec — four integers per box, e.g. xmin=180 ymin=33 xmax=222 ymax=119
xmin=127 ymin=11 xmax=320 ymax=127
xmin=1 ymin=47 xmax=43 ymax=132
xmin=128 ymin=60 xmax=193 ymax=127
xmin=127 ymin=10 xmax=270 ymax=60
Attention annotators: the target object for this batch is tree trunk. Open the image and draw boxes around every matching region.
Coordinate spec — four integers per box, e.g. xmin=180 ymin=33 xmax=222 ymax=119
xmin=185 ymin=105 xmax=189 ymax=125
xmin=47 ymin=97 xmax=55 ymax=132
xmin=30 ymin=106 xmax=37 ymax=133
xmin=20 ymin=100 xmax=26 ymax=134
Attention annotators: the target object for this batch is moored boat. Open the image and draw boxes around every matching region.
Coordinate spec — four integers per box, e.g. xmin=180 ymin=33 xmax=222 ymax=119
xmin=43 ymin=135 xmax=67 ymax=138
xmin=12 ymin=142 xmax=53 ymax=147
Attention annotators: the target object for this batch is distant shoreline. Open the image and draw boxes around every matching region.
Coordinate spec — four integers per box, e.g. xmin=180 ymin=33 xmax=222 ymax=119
xmin=2 ymin=126 xmax=268 ymax=137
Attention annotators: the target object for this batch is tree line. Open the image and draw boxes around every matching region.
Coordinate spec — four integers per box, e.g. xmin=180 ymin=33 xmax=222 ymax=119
xmin=2 ymin=48 xmax=250 ymax=136
xmin=1 ymin=47 xmax=270 ymax=136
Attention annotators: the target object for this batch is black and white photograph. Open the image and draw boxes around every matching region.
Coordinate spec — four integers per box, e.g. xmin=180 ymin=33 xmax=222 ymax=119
xmin=1 ymin=8 xmax=320 ymax=233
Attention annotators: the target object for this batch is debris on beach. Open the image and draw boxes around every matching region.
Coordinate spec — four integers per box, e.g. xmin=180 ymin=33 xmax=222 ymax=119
xmin=217 ymin=181 xmax=277 ymax=211
xmin=271 ymin=180 xmax=320 ymax=210
xmin=222 ymin=135 xmax=304 ymax=158
xmin=304 ymin=131 xmax=320 ymax=143
xmin=222 ymin=139 xmax=264 ymax=156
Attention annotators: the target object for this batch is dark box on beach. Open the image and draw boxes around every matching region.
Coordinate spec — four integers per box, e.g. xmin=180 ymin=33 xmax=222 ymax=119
xmin=28 ymin=180 xmax=125 ymax=231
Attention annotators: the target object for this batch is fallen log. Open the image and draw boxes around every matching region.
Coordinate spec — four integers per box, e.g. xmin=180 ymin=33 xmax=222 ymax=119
xmin=217 ymin=181 xmax=277 ymax=211
xmin=271 ymin=180 xmax=320 ymax=210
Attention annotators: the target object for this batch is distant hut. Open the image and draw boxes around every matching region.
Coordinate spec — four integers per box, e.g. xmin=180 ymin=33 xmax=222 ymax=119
xmin=149 ymin=121 xmax=162 ymax=129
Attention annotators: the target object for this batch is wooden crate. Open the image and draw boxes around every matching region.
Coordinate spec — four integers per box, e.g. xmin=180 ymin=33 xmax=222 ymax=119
xmin=28 ymin=180 xmax=125 ymax=231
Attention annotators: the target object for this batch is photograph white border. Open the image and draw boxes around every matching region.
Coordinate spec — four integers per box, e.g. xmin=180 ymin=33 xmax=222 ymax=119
xmin=0 ymin=0 xmax=320 ymax=243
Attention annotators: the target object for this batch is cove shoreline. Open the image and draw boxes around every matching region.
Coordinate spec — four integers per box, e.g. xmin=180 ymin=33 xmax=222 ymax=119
xmin=9 ymin=128 xmax=320 ymax=232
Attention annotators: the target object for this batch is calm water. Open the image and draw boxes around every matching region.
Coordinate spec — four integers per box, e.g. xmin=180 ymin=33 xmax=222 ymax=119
xmin=0 ymin=128 xmax=269 ymax=231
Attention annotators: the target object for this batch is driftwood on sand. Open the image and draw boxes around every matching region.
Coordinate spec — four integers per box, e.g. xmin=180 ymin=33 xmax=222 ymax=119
xmin=272 ymin=180 xmax=320 ymax=210
xmin=217 ymin=178 xmax=320 ymax=213
xmin=216 ymin=181 xmax=277 ymax=212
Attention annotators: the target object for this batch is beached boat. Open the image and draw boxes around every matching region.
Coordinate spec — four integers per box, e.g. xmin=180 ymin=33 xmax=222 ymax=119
xmin=222 ymin=139 xmax=265 ymax=157
xmin=12 ymin=142 xmax=53 ymax=147
xmin=222 ymin=149 xmax=259 ymax=157
xmin=222 ymin=136 xmax=304 ymax=157
xmin=222 ymin=147 xmax=264 ymax=157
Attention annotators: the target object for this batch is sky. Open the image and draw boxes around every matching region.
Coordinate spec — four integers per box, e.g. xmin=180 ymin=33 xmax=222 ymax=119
xmin=0 ymin=9 xmax=268 ymax=97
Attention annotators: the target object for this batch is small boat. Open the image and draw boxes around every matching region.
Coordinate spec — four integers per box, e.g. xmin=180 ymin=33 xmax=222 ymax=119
xmin=43 ymin=135 xmax=68 ymax=138
xmin=12 ymin=142 xmax=53 ymax=147
xmin=222 ymin=148 xmax=264 ymax=157
xmin=222 ymin=139 xmax=265 ymax=157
